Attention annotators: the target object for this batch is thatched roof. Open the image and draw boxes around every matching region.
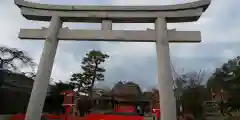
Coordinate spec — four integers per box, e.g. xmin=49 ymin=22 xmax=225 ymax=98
xmin=110 ymin=82 xmax=143 ymax=102
xmin=111 ymin=82 xmax=142 ymax=97
xmin=90 ymin=82 xmax=155 ymax=102
xmin=1 ymin=70 xmax=34 ymax=92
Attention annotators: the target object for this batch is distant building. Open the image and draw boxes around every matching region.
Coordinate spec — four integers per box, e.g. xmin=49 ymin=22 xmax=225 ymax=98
xmin=210 ymin=88 xmax=228 ymax=101
xmin=89 ymin=82 xmax=160 ymax=113
xmin=0 ymin=70 xmax=51 ymax=114
xmin=1 ymin=71 xmax=33 ymax=92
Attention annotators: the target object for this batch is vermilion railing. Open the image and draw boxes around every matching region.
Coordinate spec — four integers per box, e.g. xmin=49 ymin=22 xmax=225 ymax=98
xmin=9 ymin=114 xmax=25 ymax=120
xmin=9 ymin=114 xmax=84 ymax=120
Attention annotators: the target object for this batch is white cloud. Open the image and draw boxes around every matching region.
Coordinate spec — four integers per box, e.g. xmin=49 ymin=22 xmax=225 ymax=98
xmin=111 ymin=0 xmax=178 ymax=5
xmin=109 ymin=0 xmax=240 ymax=68
xmin=26 ymin=0 xmax=42 ymax=2
xmin=222 ymin=49 xmax=236 ymax=60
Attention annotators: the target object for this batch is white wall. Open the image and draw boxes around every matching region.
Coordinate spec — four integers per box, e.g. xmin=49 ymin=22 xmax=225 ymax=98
xmin=0 ymin=115 xmax=11 ymax=120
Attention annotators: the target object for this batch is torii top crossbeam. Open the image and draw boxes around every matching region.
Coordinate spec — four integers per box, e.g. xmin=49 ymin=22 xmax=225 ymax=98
xmin=14 ymin=0 xmax=211 ymax=43
xmin=15 ymin=0 xmax=210 ymax=23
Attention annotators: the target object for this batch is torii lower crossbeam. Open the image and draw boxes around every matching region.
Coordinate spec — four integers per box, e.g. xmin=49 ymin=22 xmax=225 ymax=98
xmin=19 ymin=28 xmax=201 ymax=42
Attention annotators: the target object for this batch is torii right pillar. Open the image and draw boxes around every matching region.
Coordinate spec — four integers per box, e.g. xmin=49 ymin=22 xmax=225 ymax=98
xmin=155 ymin=17 xmax=177 ymax=120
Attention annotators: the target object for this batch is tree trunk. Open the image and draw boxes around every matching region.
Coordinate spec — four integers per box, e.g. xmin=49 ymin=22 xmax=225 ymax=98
xmin=89 ymin=79 xmax=95 ymax=99
xmin=73 ymin=91 xmax=79 ymax=115
xmin=0 ymin=62 xmax=6 ymax=88
xmin=88 ymin=63 xmax=98 ymax=99
xmin=0 ymin=60 xmax=4 ymax=69
xmin=0 ymin=70 xmax=4 ymax=88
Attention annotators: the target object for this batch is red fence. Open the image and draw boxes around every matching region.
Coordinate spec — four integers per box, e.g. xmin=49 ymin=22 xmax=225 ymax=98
xmin=8 ymin=114 xmax=84 ymax=120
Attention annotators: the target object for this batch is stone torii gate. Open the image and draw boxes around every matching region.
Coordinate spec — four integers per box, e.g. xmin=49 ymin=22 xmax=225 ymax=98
xmin=14 ymin=0 xmax=211 ymax=120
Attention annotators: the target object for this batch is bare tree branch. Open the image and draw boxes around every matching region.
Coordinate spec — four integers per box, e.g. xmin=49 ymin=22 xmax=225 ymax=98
xmin=0 ymin=46 xmax=36 ymax=72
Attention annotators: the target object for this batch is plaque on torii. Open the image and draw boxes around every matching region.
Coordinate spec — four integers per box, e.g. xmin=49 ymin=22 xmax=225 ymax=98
xmin=14 ymin=0 xmax=211 ymax=120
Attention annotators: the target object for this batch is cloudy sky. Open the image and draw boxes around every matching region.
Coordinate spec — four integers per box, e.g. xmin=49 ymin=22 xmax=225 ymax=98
xmin=0 ymin=0 xmax=240 ymax=90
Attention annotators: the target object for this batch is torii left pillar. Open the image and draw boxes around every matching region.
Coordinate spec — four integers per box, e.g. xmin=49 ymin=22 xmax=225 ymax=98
xmin=155 ymin=17 xmax=176 ymax=120
xmin=24 ymin=15 xmax=62 ymax=120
